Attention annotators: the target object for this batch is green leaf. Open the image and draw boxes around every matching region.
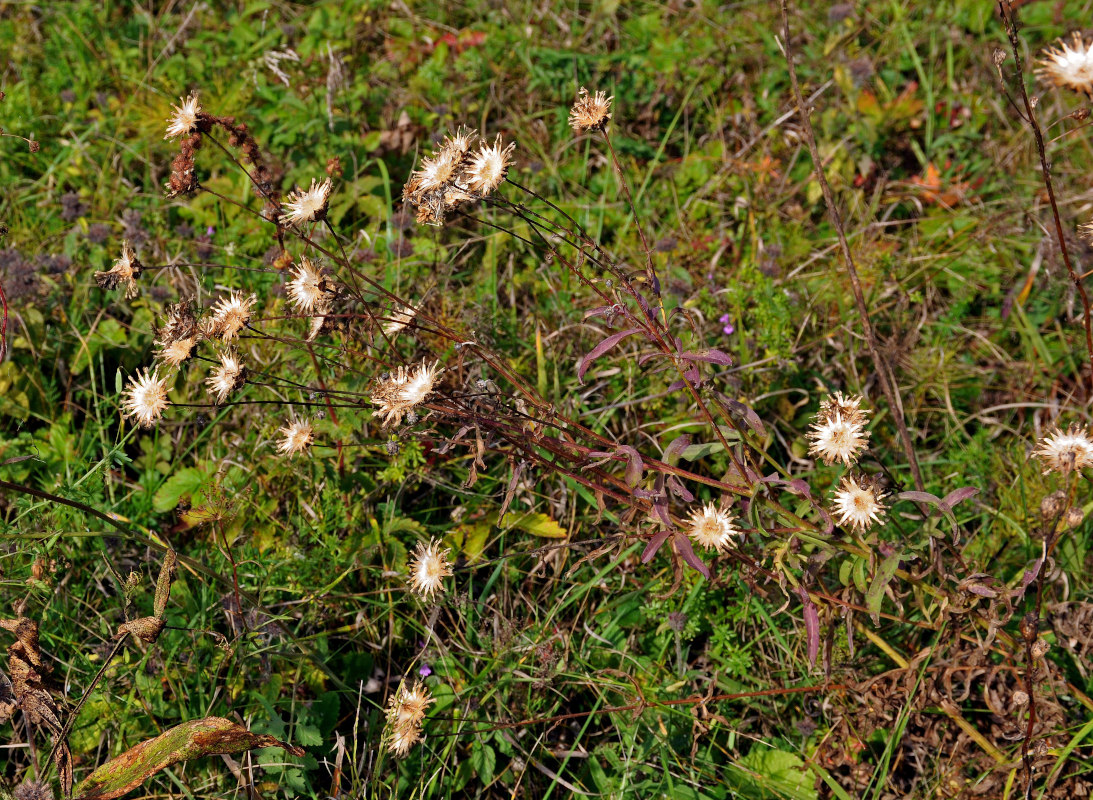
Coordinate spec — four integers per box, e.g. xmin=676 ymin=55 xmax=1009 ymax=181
xmin=510 ymin=512 xmax=567 ymax=538
xmin=731 ymin=747 xmax=818 ymax=800
xmin=152 ymin=468 xmax=207 ymax=513
xmin=866 ymin=551 xmax=902 ymax=624
xmin=470 ymin=740 xmax=496 ymax=784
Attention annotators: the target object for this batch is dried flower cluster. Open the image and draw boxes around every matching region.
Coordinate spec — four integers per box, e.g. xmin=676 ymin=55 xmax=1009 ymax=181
xmin=371 ymin=360 xmax=443 ymax=426
xmin=205 ymin=349 xmax=246 ymax=404
xmin=122 ymin=368 xmax=171 ymax=428
xmin=402 ymin=127 xmax=515 ymax=225
xmin=94 ymin=241 xmax=143 ymax=299
xmin=384 ymin=680 xmax=435 ymax=757
xmin=568 ymin=87 xmax=613 ymax=132
xmin=1036 ymin=33 xmax=1093 ymax=96
xmin=207 ymin=291 xmax=257 ymax=342
xmin=407 ymin=539 xmax=453 ymax=600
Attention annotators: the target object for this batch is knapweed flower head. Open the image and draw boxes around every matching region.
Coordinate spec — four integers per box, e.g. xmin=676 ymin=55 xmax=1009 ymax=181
xmin=807 ymin=392 xmax=870 ymax=467
xmin=569 ymin=87 xmax=613 ymax=132
xmin=280 ymin=178 xmax=331 ymax=226
xmin=205 ymin=349 xmax=245 ymax=404
xmin=464 ymin=135 xmax=516 ymax=195
xmin=165 ymin=93 xmax=202 ymax=140
xmin=385 ymin=679 xmax=435 ymax=757
xmin=286 ymin=256 xmax=333 ymax=314
xmin=832 ymin=474 xmax=887 ymax=532
xmin=94 ymin=241 xmax=143 ymax=299
xmin=1036 ymin=33 xmax=1093 ymax=95
xmin=122 ymin=368 xmax=170 ymax=428
xmin=155 ymin=337 xmax=196 ymax=369
xmin=209 ymin=291 xmax=257 ymax=342
xmin=407 ymin=538 xmax=453 ymax=600
xmin=371 ymin=360 xmax=443 ymax=426
xmin=686 ymin=503 xmax=740 ymax=553
xmin=277 ymin=418 xmax=314 ymax=456
xmin=1035 ymin=424 xmax=1093 ymax=474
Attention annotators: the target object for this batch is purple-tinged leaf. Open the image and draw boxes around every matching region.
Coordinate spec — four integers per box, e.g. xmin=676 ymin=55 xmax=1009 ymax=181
xmin=940 ymin=487 xmax=979 ymax=512
xmin=897 ymin=491 xmax=942 ymax=506
xmin=616 ymin=445 xmax=644 ymax=488
xmin=672 ymin=532 xmax=710 ymax=579
xmin=640 ymin=530 xmax=672 ymax=563
xmin=663 ymin=435 xmax=692 ymax=464
xmin=653 ymin=501 xmax=673 ymax=528
xmin=577 ymin=327 xmax=642 ymax=383
xmin=966 ymin=584 xmax=999 ymax=598
xmin=666 ymin=379 xmax=686 ymax=391
xmin=680 ymin=349 xmax=734 ymax=366
xmin=1014 ymin=557 xmax=1044 ymax=601
xmin=666 ymin=475 xmax=695 ymax=502
xmin=715 ymin=393 xmax=766 ymax=436
xmin=797 ymin=586 xmax=819 ymax=669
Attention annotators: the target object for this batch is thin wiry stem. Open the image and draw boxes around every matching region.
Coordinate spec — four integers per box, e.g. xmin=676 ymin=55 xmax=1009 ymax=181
xmin=778 ymin=0 xmax=926 ymax=493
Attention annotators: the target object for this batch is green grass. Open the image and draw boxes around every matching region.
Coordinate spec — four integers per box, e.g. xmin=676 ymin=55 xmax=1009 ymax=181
xmin=2 ymin=1 xmax=1093 ymax=798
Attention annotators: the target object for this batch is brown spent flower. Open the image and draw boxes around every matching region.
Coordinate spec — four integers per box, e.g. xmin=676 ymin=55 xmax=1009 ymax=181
xmin=384 ymin=680 xmax=435 ymax=757
xmin=568 ymin=87 xmax=613 ymax=132
xmin=165 ymin=93 xmax=202 ymax=140
xmin=280 ymin=178 xmax=331 ymax=226
xmin=464 ymin=135 xmax=516 ymax=195
xmin=286 ymin=256 xmax=333 ymax=314
xmin=1036 ymin=33 xmax=1093 ymax=96
xmin=371 ymin=360 xmax=443 ymax=426
xmin=1034 ymin=424 xmax=1093 ymax=474
xmin=209 ymin=291 xmax=257 ymax=342
xmin=94 ymin=241 xmax=143 ymax=299
xmin=155 ymin=337 xmax=197 ymax=369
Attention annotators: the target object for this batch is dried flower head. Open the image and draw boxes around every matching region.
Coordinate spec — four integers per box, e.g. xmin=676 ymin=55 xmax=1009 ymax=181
xmin=383 ymin=302 xmax=417 ymax=337
xmin=464 ymin=135 xmax=516 ymax=195
xmin=818 ymin=391 xmax=869 ymax=426
xmin=569 ymin=87 xmax=613 ymax=132
xmin=1036 ymin=33 xmax=1093 ymax=95
xmin=385 ymin=680 xmax=435 ymax=757
xmin=165 ymin=93 xmax=202 ymax=140
xmin=807 ymin=393 xmax=870 ymax=467
xmin=205 ymin=349 xmax=246 ymax=404
xmin=407 ymin=538 xmax=453 ymax=600
xmin=280 ymin=178 xmax=332 ymax=226
xmin=685 ymin=503 xmax=740 ymax=553
xmin=832 ymin=474 xmax=887 ymax=532
xmin=402 ymin=127 xmax=493 ymax=225
xmin=1035 ymin=424 xmax=1093 ymax=474
xmin=122 ymin=368 xmax=170 ymax=428
xmin=286 ymin=257 xmax=332 ymax=313
xmin=12 ymin=780 xmax=53 ymax=800
xmin=371 ymin=360 xmax=443 ymax=426
xmin=209 ymin=291 xmax=257 ymax=342
xmin=277 ymin=418 xmax=314 ymax=456
xmin=158 ymin=299 xmax=199 ymax=344
xmin=94 ymin=241 xmax=143 ymax=299
xmin=155 ymin=336 xmax=196 ymax=368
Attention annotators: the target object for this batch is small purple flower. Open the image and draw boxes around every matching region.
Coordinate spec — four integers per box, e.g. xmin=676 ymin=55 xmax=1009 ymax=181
xmin=206 ymin=226 xmax=216 ymax=237
xmin=719 ymin=314 xmax=735 ymax=336
xmin=418 ymin=663 xmax=432 ymax=678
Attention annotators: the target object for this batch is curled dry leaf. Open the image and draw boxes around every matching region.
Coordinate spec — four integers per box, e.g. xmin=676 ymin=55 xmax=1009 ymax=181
xmin=73 ymin=716 xmax=305 ymax=800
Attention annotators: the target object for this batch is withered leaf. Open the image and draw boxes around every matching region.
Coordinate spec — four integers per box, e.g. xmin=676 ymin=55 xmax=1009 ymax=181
xmin=73 ymin=717 xmax=305 ymax=800
xmin=114 ymin=617 xmax=166 ymax=644
xmin=153 ymin=549 xmax=177 ymax=619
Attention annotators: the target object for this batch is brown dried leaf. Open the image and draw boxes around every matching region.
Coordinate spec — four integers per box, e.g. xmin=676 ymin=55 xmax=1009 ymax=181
xmin=153 ymin=549 xmax=177 ymax=619
xmin=73 ymin=717 xmax=305 ymax=800
xmin=115 ymin=617 xmax=166 ymax=644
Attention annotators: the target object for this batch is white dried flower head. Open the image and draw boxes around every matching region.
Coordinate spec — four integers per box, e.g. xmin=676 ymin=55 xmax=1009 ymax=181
xmin=384 ymin=680 xmax=434 ymax=757
xmin=416 ymin=149 xmax=461 ymax=193
xmin=277 ymin=418 xmax=314 ymax=455
xmin=808 ymin=412 xmax=869 ymax=467
xmin=165 ymin=93 xmax=201 ymax=139
xmin=280 ymin=178 xmax=331 ymax=226
xmin=205 ymin=349 xmax=245 ymax=404
xmin=685 ymin=503 xmax=740 ymax=553
xmin=407 ymin=538 xmax=453 ymax=600
xmin=383 ymin=302 xmax=417 ymax=337
xmin=122 ymin=368 xmax=170 ymax=428
xmin=371 ymin=360 xmax=443 ymax=426
xmin=569 ymin=87 xmax=613 ymax=132
xmin=465 ymin=135 xmax=515 ymax=195
xmin=832 ymin=474 xmax=887 ymax=532
xmin=399 ymin=360 xmax=442 ymax=408
xmin=94 ymin=241 xmax=142 ymax=299
xmin=441 ymin=126 xmax=478 ymax=159
xmin=306 ymin=312 xmax=328 ymax=342
xmin=209 ymin=291 xmax=257 ymax=342
xmin=1036 ymin=33 xmax=1093 ymax=95
xmin=1035 ymin=424 xmax=1093 ymax=474
xmin=155 ymin=336 xmax=196 ymax=368
xmin=286 ymin=257 xmax=331 ymax=313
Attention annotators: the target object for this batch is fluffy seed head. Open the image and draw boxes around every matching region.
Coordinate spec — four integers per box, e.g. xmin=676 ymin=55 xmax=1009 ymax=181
xmin=277 ymin=418 xmax=314 ymax=456
xmin=209 ymin=291 xmax=257 ymax=342
xmin=1037 ymin=33 xmax=1093 ymax=95
xmin=385 ymin=680 xmax=435 ymax=757
xmin=371 ymin=360 xmax=443 ymax=426
xmin=122 ymin=368 xmax=170 ymax=428
xmin=808 ymin=414 xmax=869 ymax=467
xmin=286 ymin=257 xmax=331 ymax=313
xmin=205 ymin=350 xmax=245 ymax=404
xmin=407 ymin=538 xmax=453 ymax=600
xmin=155 ymin=336 xmax=196 ymax=368
xmin=383 ymin=302 xmax=417 ymax=337
xmin=832 ymin=474 xmax=887 ymax=532
xmin=569 ymin=87 xmax=613 ymax=131
xmin=165 ymin=93 xmax=202 ymax=139
xmin=686 ymin=503 xmax=740 ymax=553
xmin=280 ymin=178 xmax=331 ymax=226
xmin=94 ymin=241 xmax=142 ymax=299
xmin=464 ymin=135 xmax=515 ymax=195
xmin=1035 ymin=424 xmax=1093 ymax=474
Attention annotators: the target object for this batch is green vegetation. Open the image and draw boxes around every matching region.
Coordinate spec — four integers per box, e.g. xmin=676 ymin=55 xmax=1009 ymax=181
xmin=2 ymin=1 xmax=1093 ymax=798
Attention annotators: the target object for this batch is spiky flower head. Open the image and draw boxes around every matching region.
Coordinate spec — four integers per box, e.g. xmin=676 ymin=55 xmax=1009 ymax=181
xmin=205 ymin=349 xmax=246 ymax=404
xmin=464 ymin=135 xmax=515 ymax=195
xmin=407 ymin=538 xmax=453 ymax=600
xmin=832 ymin=474 xmax=887 ymax=532
xmin=286 ymin=257 xmax=332 ymax=314
xmin=383 ymin=302 xmax=417 ymax=337
xmin=122 ymin=368 xmax=170 ymax=428
xmin=12 ymin=780 xmax=54 ymax=800
xmin=807 ymin=393 xmax=870 ymax=467
xmin=403 ymin=127 xmax=491 ymax=225
xmin=280 ymin=178 xmax=332 ymax=226
xmin=277 ymin=418 xmax=314 ymax=456
xmin=1035 ymin=424 xmax=1093 ymax=474
xmin=155 ymin=336 xmax=196 ymax=368
xmin=384 ymin=680 xmax=435 ymax=757
xmin=209 ymin=291 xmax=257 ymax=342
xmin=94 ymin=241 xmax=143 ymax=299
xmin=686 ymin=503 xmax=740 ymax=553
xmin=165 ymin=93 xmax=202 ymax=140
xmin=569 ymin=87 xmax=613 ymax=132
xmin=157 ymin=299 xmax=199 ymax=344
xmin=1036 ymin=33 xmax=1093 ymax=95
xmin=371 ymin=360 xmax=443 ymax=426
